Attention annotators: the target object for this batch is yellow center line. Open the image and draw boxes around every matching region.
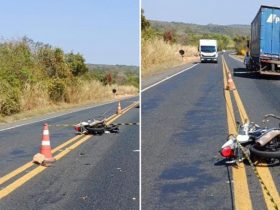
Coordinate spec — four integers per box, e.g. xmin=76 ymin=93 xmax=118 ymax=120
xmin=222 ymin=57 xmax=253 ymax=210
xmin=223 ymin=58 xmax=249 ymax=122
xmin=0 ymin=135 xmax=92 ymax=200
xmin=52 ymin=135 xmax=85 ymax=154
xmin=223 ymin=57 xmax=280 ymax=210
xmin=0 ymin=101 xmax=138 ymax=200
xmin=233 ymin=90 xmax=248 ymax=122
xmin=0 ymin=134 xmax=83 ymax=185
xmin=106 ymin=101 xmax=139 ymax=125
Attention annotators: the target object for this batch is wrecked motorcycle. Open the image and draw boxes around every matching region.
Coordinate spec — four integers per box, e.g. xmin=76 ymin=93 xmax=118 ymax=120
xmin=220 ymin=114 xmax=280 ymax=163
xmin=74 ymin=119 xmax=119 ymax=135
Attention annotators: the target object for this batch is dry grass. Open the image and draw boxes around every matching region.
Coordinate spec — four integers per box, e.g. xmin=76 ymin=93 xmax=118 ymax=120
xmin=0 ymin=80 xmax=138 ymax=124
xmin=66 ymin=80 xmax=114 ymax=104
xmin=66 ymin=80 xmax=138 ymax=103
xmin=20 ymin=82 xmax=51 ymax=111
xmin=142 ymin=38 xmax=198 ymax=76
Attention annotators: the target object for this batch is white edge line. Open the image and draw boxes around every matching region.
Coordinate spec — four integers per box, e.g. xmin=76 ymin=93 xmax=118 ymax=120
xmin=141 ymin=63 xmax=199 ymax=92
xmin=0 ymin=98 xmax=135 ymax=132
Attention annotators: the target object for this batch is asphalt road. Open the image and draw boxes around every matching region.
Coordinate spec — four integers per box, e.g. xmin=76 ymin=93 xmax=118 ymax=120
xmin=142 ymin=62 xmax=198 ymax=90
xmin=0 ymin=98 xmax=139 ymax=210
xmin=142 ymin=53 xmax=280 ymax=210
xmin=226 ymin=54 xmax=280 ymax=210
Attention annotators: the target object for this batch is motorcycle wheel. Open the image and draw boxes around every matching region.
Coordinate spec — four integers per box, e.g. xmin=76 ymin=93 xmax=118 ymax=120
xmin=85 ymin=125 xmax=105 ymax=135
xmin=249 ymin=137 xmax=280 ymax=159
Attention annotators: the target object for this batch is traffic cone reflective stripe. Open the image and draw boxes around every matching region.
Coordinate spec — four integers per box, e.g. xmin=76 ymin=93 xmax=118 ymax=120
xmin=41 ymin=141 xmax=50 ymax=146
xmin=43 ymin=129 xmax=49 ymax=136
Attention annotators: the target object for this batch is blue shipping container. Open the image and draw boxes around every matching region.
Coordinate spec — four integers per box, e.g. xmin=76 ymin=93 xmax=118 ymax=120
xmin=251 ymin=5 xmax=280 ymax=59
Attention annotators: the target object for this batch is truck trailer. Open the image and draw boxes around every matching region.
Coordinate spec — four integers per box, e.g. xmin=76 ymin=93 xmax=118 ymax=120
xmin=199 ymin=39 xmax=218 ymax=63
xmin=248 ymin=5 xmax=280 ymax=75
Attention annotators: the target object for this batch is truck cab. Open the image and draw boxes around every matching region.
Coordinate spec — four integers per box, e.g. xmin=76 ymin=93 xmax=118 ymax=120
xmin=199 ymin=39 xmax=218 ymax=63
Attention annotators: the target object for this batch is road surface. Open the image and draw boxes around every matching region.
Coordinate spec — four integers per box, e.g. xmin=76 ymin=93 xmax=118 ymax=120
xmin=142 ymin=53 xmax=280 ymax=210
xmin=0 ymin=98 xmax=139 ymax=210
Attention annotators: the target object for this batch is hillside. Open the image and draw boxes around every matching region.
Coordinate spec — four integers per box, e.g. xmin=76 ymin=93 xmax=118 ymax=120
xmin=86 ymin=64 xmax=139 ymax=88
xmin=150 ymin=20 xmax=250 ymax=38
xmin=141 ymin=12 xmax=250 ymax=75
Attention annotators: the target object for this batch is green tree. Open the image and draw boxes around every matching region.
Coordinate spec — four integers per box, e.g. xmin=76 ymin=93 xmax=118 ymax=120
xmin=141 ymin=9 xmax=150 ymax=31
xmin=65 ymin=52 xmax=88 ymax=76
xmin=37 ymin=46 xmax=71 ymax=79
xmin=141 ymin=9 xmax=158 ymax=40
xmin=233 ymin=35 xmax=249 ymax=55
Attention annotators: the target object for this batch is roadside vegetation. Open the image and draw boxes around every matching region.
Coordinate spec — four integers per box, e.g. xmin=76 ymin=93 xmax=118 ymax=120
xmin=141 ymin=10 xmax=198 ymax=76
xmin=141 ymin=9 xmax=250 ymax=75
xmin=233 ymin=35 xmax=249 ymax=55
xmin=142 ymin=38 xmax=197 ymax=75
xmin=150 ymin=19 xmax=251 ymax=54
xmin=0 ymin=37 xmax=138 ymax=122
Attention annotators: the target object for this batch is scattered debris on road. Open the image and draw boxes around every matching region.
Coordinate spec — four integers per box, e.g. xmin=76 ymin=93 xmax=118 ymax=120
xmin=80 ymin=195 xmax=88 ymax=201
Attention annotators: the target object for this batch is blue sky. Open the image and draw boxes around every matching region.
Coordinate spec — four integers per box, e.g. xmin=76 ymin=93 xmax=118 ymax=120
xmin=142 ymin=0 xmax=280 ymax=25
xmin=0 ymin=0 xmax=139 ymax=65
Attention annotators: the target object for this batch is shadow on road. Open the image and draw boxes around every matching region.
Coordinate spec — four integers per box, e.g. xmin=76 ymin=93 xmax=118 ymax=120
xmin=215 ymin=157 xmax=280 ymax=168
xmin=233 ymin=68 xmax=261 ymax=80
xmin=214 ymin=159 xmax=230 ymax=166
xmin=233 ymin=68 xmax=280 ymax=80
xmin=244 ymin=158 xmax=280 ymax=168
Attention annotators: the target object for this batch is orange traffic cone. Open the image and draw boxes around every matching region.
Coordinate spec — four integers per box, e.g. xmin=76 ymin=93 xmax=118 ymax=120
xmin=227 ymin=73 xmax=236 ymax=91
xmin=39 ymin=123 xmax=55 ymax=164
xmin=116 ymin=101 xmax=122 ymax=114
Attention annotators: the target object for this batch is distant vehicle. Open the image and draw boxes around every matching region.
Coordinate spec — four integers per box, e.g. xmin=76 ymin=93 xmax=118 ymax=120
xmin=199 ymin=39 xmax=218 ymax=63
xmin=222 ymin=50 xmax=226 ymax=53
xmin=247 ymin=5 xmax=280 ymax=75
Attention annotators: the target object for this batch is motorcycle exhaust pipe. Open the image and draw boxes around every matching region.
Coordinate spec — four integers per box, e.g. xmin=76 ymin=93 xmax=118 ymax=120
xmin=256 ymin=130 xmax=280 ymax=146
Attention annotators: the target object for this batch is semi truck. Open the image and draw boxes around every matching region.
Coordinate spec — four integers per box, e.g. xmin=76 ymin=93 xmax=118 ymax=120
xmin=247 ymin=5 xmax=280 ymax=75
xmin=199 ymin=39 xmax=218 ymax=63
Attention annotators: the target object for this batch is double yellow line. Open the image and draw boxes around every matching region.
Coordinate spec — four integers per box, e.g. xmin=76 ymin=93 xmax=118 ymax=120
xmin=222 ymin=57 xmax=252 ymax=210
xmin=0 ymin=101 xmax=139 ymax=200
xmin=222 ymin=56 xmax=280 ymax=210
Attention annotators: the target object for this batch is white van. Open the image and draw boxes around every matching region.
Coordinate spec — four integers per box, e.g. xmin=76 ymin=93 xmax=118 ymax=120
xmin=199 ymin=39 xmax=218 ymax=63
